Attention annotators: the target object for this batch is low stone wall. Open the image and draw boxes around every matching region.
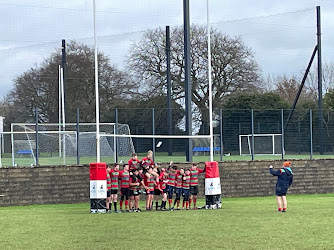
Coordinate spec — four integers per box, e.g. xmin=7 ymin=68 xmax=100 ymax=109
xmin=0 ymin=159 xmax=333 ymax=206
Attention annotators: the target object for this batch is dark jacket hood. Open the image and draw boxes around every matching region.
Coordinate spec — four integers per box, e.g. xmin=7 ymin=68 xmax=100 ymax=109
xmin=283 ymin=167 xmax=293 ymax=176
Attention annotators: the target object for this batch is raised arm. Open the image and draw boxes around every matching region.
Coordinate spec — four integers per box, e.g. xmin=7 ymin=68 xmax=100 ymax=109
xmin=269 ymin=165 xmax=281 ymax=176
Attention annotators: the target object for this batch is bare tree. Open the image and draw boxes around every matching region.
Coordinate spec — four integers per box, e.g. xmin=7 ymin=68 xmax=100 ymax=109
xmin=306 ymin=62 xmax=334 ymax=96
xmin=268 ymin=75 xmax=316 ymax=107
xmin=6 ymin=41 xmax=137 ymax=124
xmin=128 ymin=25 xmax=261 ymax=133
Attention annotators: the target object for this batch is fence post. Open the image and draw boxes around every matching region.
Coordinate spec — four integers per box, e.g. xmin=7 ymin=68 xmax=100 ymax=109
xmin=35 ymin=108 xmax=39 ymax=166
xmin=310 ymin=109 xmax=313 ymax=160
xmin=152 ymin=108 xmax=155 ymax=163
xmin=281 ymin=109 xmax=285 ymax=160
xmin=251 ymin=109 xmax=254 ymax=161
xmin=219 ymin=109 xmax=223 ymax=161
xmin=115 ymin=108 xmax=118 ymax=163
xmin=76 ymin=108 xmax=80 ymax=165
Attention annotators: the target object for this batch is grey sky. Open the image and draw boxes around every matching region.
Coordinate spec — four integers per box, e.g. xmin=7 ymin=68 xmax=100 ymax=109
xmin=1 ymin=0 xmax=333 ymax=98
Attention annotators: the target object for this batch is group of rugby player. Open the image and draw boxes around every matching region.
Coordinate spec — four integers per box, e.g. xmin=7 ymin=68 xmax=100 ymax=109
xmin=106 ymin=150 xmax=205 ymax=213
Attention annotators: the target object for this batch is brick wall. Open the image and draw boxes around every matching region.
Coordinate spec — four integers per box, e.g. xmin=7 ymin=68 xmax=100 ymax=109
xmin=0 ymin=159 xmax=334 ymax=207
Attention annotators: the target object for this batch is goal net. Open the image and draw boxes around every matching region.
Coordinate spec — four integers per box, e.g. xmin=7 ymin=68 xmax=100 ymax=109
xmin=239 ymin=134 xmax=283 ymax=155
xmin=11 ymin=123 xmax=135 ymax=162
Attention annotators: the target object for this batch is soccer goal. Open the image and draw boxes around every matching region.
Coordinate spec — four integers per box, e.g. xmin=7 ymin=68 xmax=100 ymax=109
xmin=239 ymin=134 xmax=284 ymax=156
xmin=11 ymin=123 xmax=135 ymax=165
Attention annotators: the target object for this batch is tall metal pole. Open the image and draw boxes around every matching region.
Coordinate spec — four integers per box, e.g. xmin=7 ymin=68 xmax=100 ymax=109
xmin=115 ymin=108 xmax=118 ymax=163
xmin=207 ymin=0 xmax=213 ymax=162
xmin=183 ymin=0 xmax=192 ymax=162
xmin=310 ymin=109 xmax=313 ymax=160
xmin=219 ymin=109 xmax=223 ymax=161
xmin=93 ymin=0 xmax=100 ymax=162
xmin=281 ymin=109 xmax=285 ymax=160
xmin=166 ymin=26 xmax=173 ymax=156
xmin=284 ymin=45 xmax=317 ymax=130
xmin=251 ymin=109 xmax=254 ymax=161
xmin=152 ymin=108 xmax=156 ymax=163
xmin=76 ymin=108 xmax=80 ymax=165
xmin=35 ymin=108 xmax=39 ymax=166
xmin=61 ymin=68 xmax=66 ymax=165
xmin=58 ymin=65 xmax=62 ymax=158
xmin=317 ymin=6 xmax=324 ymax=155
xmin=61 ymin=39 xmax=66 ymax=121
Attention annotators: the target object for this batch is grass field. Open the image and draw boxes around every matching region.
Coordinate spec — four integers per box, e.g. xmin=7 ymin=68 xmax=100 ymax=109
xmin=1 ymin=194 xmax=333 ymax=249
xmin=2 ymin=152 xmax=334 ymax=167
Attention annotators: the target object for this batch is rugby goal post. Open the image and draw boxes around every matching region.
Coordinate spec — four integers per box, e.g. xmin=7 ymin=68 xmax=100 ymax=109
xmin=10 ymin=123 xmax=135 ymax=166
xmin=239 ymin=133 xmax=284 ymax=156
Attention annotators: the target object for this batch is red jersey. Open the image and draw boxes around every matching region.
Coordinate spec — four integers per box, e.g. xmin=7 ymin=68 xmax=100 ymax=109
xmin=175 ymin=173 xmax=183 ymax=188
xmin=130 ymin=174 xmax=142 ymax=191
xmin=141 ymin=157 xmax=154 ymax=168
xmin=167 ymin=170 xmax=177 ymax=186
xmin=110 ymin=169 xmax=119 ymax=190
xmin=144 ymin=173 xmax=155 ymax=192
xmin=106 ymin=171 xmax=111 ymax=190
xmin=154 ymin=177 xmax=160 ymax=190
xmin=182 ymin=175 xmax=191 ymax=189
xmin=190 ymin=168 xmax=204 ymax=186
xmin=159 ymin=174 xmax=168 ymax=190
xmin=119 ymin=170 xmax=130 ymax=188
xmin=128 ymin=158 xmax=140 ymax=171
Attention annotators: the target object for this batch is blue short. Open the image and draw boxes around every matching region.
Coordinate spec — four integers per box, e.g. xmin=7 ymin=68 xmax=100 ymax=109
xmin=175 ymin=187 xmax=182 ymax=195
xmin=182 ymin=188 xmax=190 ymax=196
xmin=167 ymin=185 xmax=174 ymax=199
xmin=175 ymin=188 xmax=182 ymax=200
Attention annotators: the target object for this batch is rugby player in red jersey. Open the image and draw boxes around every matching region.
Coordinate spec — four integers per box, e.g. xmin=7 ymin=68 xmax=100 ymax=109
xmin=166 ymin=162 xmax=178 ymax=209
xmin=144 ymin=167 xmax=156 ymax=211
xmin=172 ymin=168 xmax=184 ymax=210
xmin=153 ymin=167 xmax=163 ymax=210
xmin=110 ymin=163 xmax=120 ymax=213
xmin=189 ymin=163 xmax=205 ymax=209
xmin=119 ymin=164 xmax=130 ymax=212
xmin=129 ymin=168 xmax=146 ymax=212
xmin=138 ymin=167 xmax=146 ymax=197
xmin=106 ymin=164 xmax=112 ymax=213
xmin=182 ymin=169 xmax=191 ymax=210
xmin=141 ymin=150 xmax=154 ymax=170
xmin=159 ymin=168 xmax=169 ymax=210
xmin=128 ymin=153 xmax=140 ymax=171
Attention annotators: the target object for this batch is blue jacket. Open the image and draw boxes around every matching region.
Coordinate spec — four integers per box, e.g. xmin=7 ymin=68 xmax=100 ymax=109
xmin=270 ymin=167 xmax=293 ymax=192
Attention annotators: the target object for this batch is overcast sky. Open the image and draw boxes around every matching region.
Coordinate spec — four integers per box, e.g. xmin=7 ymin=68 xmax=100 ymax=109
xmin=1 ymin=0 xmax=333 ymax=98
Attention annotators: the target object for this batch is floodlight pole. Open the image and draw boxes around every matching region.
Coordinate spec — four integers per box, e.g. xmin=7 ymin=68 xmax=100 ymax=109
xmin=207 ymin=0 xmax=214 ymax=162
xmin=317 ymin=6 xmax=324 ymax=155
xmin=60 ymin=68 xmax=66 ymax=165
xmin=58 ymin=65 xmax=62 ymax=158
xmin=76 ymin=108 xmax=80 ymax=165
xmin=35 ymin=108 xmax=39 ymax=166
xmin=183 ymin=0 xmax=192 ymax=162
xmin=61 ymin=39 xmax=66 ymax=120
xmin=93 ymin=0 xmax=101 ymax=162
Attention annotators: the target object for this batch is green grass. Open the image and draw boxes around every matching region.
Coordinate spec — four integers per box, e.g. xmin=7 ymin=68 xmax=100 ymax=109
xmin=1 ymin=194 xmax=334 ymax=249
xmin=2 ymin=151 xmax=334 ymax=167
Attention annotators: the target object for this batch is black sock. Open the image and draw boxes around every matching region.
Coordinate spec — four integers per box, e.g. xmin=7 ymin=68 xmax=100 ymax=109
xmin=109 ymin=203 xmax=111 ymax=210
xmin=155 ymin=202 xmax=158 ymax=210
xmin=114 ymin=202 xmax=117 ymax=211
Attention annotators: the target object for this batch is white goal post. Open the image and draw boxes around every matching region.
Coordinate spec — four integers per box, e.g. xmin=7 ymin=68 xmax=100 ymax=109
xmin=239 ymin=133 xmax=284 ymax=156
xmin=10 ymin=123 xmax=135 ymax=166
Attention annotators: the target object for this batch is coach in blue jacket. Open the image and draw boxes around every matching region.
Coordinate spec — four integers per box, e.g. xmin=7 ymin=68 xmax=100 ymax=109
xmin=269 ymin=161 xmax=293 ymax=212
